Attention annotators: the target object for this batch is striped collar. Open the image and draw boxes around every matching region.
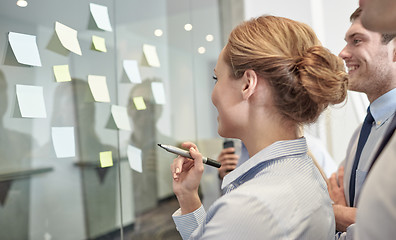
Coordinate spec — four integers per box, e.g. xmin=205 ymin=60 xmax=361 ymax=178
xmin=221 ymin=137 xmax=308 ymax=190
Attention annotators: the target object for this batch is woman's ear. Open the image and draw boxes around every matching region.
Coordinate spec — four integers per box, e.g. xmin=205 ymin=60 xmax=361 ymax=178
xmin=242 ymin=69 xmax=258 ymax=100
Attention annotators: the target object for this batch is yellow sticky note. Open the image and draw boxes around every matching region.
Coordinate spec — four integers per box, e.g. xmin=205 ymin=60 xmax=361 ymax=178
xmin=92 ymin=35 xmax=107 ymax=52
xmin=100 ymin=151 xmax=113 ymax=168
xmin=133 ymin=96 xmax=146 ymax=110
xmin=53 ymin=65 xmax=71 ymax=82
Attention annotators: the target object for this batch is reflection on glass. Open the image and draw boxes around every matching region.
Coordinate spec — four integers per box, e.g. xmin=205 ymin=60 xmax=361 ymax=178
xmin=0 ymin=70 xmax=36 ymax=239
xmin=29 ymin=80 xmax=119 ymax=239
xmin=128 ymin=79 xmax=161 ymax=215
xmin=29 ymin=81 xmax=84 ymax=239
xmin=127 ymin=78 xmax=179 ymax=238
xmin=73 ymin=79 xmax=119 ymax=238
xmin=1 ymin=0 xmax=222 ymax=238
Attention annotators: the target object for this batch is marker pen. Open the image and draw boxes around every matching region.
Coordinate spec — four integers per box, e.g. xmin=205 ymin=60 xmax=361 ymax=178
xmin=157 ymin=143 xmax=221 ymax=168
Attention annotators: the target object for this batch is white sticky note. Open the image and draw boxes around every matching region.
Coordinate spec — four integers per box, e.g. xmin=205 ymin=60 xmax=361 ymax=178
xmin=151 ymin=82 xmax=166 ymax=105
xmin=111 ymin=105 xmax=131 ymax=131
xmin=90 ymin=3 xmax=113 ymax=32
xmin=88 ymin=75 xmax=111 ymax=102
xmin=123 ymin=60 xmax=142 ymax=83
xmin=143 ymin=44 xmax=160 ymax=68
xmin=92 ymin=35 xmax=107 ymax=52
xmin=127 ymin=145 xmax=142 ymax=173
xmin=53 ymin=65 xmax=72 ymax=82
xmin=8 ymin=32 xmax=42 ymax=66
xmin=16 ymin=84 xmax=47 ymax=118
xmin=55 ymin=21 xmax=82 ymax=56
xmin=51 ymin=127 xmax=76 ymax=158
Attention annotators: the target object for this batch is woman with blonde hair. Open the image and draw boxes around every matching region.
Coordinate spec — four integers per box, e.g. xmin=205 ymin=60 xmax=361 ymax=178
xmin=170 ymin=15 xmax=348 ymax=239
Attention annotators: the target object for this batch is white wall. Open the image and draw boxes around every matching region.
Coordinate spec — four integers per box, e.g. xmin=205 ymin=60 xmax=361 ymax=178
xmin=243 ymin=0 xmax=368 ymax=164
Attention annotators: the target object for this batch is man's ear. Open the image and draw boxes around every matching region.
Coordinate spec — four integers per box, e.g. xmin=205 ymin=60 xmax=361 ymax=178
xmin=242 ymin=69 xmax=258 ymax=100
xmin=393 ymin=40 xmax=396 ymax=62
xmin=393 ymin=48 xmax=396 ymax=62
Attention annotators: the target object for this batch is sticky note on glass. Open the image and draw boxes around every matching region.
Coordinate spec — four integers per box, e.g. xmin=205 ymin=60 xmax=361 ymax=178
xmin=151 ymin=82 xmax=166 ymax=105
xmin=133 ymin=96 xmax=146 ymax=110
xmin=53 ymin=65 xmax=71 ymax=82
xmin=100 ymin=151 xmax=113 ymax=168
xmin=123 ymin=60 xmax=141 ymax=83
xmin=143 ymin=44 xmax=160 ymax=68
xmin=127 ymin=145 xmax=142 ymax=173
xmin=90 ymin=3 xmax=113 ymax=32
xmin=8 ymin=32 xmax=42 ymax=66
xmin=16 ymin=84 xmax=47 ymax=118
xmin=88 ymin=75 xmax=111 ymax=102
xmin=51 ymin=127 xmax=75 ymax=158
xmin=92 ymin=35 xmax=107 ymax=52
xmin=111 ymin=105 xmax=131 ymax=131
xmin=55 ymin=21 xmax=82 ymax=56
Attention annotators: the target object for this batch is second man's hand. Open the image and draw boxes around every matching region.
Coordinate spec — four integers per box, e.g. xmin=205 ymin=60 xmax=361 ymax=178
xmin=217 ymin=147 xmax=239 ymax=179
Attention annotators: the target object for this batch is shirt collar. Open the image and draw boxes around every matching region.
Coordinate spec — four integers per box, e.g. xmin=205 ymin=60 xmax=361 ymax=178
xmin=370 ymin=88 xmax=396 ymax=126
xmin=221 ymin=137 xmax=308 ymax=190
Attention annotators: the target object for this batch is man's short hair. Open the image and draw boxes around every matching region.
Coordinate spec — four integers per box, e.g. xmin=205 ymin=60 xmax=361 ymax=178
xmin=350 ymin=7 xmax=396 ymax=44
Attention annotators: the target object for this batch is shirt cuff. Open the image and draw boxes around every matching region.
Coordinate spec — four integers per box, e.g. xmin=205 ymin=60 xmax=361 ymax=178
xmin=335 ymin=224 xmax=355 ymax=240
xmin=172 ymin=205 xmax=206 ymax=240
xmin=345 ymin=223 xmax=355 ymax=240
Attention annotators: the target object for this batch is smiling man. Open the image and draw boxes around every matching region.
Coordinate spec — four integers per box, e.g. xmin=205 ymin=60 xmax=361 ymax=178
xmin=354 ymin=1 xmax=396 ymax=239
xmin=328 ymin=7 xmax=396 ymax=240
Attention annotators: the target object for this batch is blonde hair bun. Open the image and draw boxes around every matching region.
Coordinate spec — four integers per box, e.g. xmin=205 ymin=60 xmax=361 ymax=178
xmin=225 ymin=15 xmax=348 ymax=124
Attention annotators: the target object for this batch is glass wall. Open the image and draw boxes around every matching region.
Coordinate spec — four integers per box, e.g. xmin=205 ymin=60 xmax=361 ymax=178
xmin=0 ymin=0 xmax=223 ymax=239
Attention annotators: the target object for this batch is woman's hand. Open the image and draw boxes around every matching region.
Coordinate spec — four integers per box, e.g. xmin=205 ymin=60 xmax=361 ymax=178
xmin=170 ymin=142 xmax=203 ymax=214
